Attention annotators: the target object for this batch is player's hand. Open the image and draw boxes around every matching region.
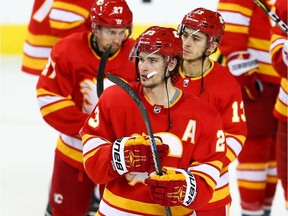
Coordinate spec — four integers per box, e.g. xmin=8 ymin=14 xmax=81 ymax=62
xmin=235 ymin=69 xmax=263 ymax=100
xmin=112 ymin=135 xmax=169 ymax=175
xmin=145 ymin=169 xmax=197 ymax=207
xmin=282 ymin=40 xmax=288 ymax=66
xmin=227 ymin=51 xmax=263 ymax=100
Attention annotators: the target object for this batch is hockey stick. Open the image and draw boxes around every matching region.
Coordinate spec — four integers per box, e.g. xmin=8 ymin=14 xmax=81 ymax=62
xmin=253 ymin=0 xmax=288 ymax=34
xmin=106 ymin=73 xmax=172 ymax=216
xmin=97 ymin=45 xmax=112 ymax=98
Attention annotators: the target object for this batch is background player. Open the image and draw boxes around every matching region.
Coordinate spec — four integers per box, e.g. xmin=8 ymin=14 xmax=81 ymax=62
xmin=22 ymin=1 xmax=95 ymax=215
xmin=22 ymin=0 xmax=92 ymax=75
xmin=175 ymin=8 xmax=247 ymax=216
xmin=36 ymin=0 xmax=137 ymax=215
xmin=269 ymin=0 xmax=288 ymax=213
xmin=217 ymin=0 xmax=281 ymax=215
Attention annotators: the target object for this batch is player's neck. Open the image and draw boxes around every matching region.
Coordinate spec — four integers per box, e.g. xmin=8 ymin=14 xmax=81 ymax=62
xmin=144 ymin=82 xmax=178 ymax=106
xmin=182 ymin=59 xmax=211 ymax=78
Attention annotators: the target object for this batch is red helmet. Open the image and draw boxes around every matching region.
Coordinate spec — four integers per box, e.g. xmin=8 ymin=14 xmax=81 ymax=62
xmin=90 ymin=0 xmax=132 ymax=31
xmin=178 ymin=8 xmax=225 ymax=43
xmin=130 ymin=26 xmax=183 ymax=63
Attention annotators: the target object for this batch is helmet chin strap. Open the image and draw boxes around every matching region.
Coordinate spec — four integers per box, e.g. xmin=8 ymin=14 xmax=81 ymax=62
xmin=164 ymin=66 xmax=172 ymax=132
xmin=164 ymin=65 xmax=170 ymax=80
xmin=200 ymin=49 xmax=209 ymax=93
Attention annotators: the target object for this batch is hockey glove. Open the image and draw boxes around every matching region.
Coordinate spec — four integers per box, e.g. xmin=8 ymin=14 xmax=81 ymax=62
xmin=227 ymin=51 xmax=263 ymax=100
xmin=235 ymin=69 xmax=263 ymax=100
xmin=145 ymin=169 xmax=197 ymax=207
xmin=112 ymin=135 xmax=169 ymax=175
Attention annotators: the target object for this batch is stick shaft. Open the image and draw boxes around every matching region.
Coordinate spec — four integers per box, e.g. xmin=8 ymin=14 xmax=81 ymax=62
xmin=253 ymin=0 xmax=288 ymax=33
xmin=97 ymin=46 xmax=112 ymax=98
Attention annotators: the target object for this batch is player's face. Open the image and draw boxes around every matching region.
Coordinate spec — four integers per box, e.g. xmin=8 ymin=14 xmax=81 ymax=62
xmin=181 ymin=27 xmax=208 ymax=61
xmin=96 ymin=27 xmax=128 ymax=54
xmin=137 ymin=52 xmax=166 ymax=88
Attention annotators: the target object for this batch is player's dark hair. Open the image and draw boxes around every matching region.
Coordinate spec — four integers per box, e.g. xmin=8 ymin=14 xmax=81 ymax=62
xmin=169 ymin=57 xmax=182 ymax=84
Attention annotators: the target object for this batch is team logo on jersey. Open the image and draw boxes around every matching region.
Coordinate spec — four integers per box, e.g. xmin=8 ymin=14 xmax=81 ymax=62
xmin=183 ymin=79 xmax=189 ymax=87
xmin=126 ymin=172 xmax=148 ymax=186
xmin=153 ymin=106 xmax=161 ymax=114
xmin=80 ymin=79 xmax=97 ymax=114
xmin=54 ymin=193 xmax=63 ymax=204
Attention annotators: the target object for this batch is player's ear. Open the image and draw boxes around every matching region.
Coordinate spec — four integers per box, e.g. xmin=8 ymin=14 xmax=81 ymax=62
xmin=208 ymin=41 xmax=218 ymax=51
xmin=206 ymin=41 xmax=219 ymax=56
xmin=210 ymin=41 xmax=219 ymax=51
xmin=168 ymin=57 xmax=177 ymax=72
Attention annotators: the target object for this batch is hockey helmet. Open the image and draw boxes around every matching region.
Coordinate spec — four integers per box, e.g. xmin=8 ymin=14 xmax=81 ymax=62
xmin=178 ymin=8 xmax=225 ymax=43
xmin=130 ymin=26 xmax=183 ymax=64
xmin=90 ymin=0 xmax=133 ymax=33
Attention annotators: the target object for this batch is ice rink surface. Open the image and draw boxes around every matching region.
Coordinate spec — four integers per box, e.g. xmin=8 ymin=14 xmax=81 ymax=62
xmin=0 ymin=56 xmax=286 ymax=215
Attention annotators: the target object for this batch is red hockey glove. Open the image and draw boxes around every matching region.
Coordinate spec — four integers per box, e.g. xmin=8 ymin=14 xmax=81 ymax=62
xmin=145 ymin=169 xmax=197 ymax=207
xmin=235 ymin=69 xmax=263 ymax=100
xmin=112 ymin=135 xmax=169 ymax=175
xmin=227 ymin=51 xmax=263 ymax=100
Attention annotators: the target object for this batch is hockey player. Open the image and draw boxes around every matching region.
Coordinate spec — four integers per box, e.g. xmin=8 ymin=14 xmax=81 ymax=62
xmin=36 ymin=0 xmax=137 ymax=215
xmin=22 ymin=0 xmax=92 ymax=75
xmin=174 ymin=8 xmax=247 ymax=216
xmin=217 ymin=0 xmax=281 ymax=215
xmin=269 ymin=0 xmax=288 ymax=212
xmin=81 ymin=25 xmax=228 ymax=215
xmin=23 ymin=1 xmax=98 ymax=215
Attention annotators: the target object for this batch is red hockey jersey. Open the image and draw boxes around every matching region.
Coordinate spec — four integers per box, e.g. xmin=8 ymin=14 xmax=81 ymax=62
xmin=49 ymin=0 xmax=92 ymax=37
xmin=81 ymin=82 xmax=227 ymax=215
xmin=174 ymin=60 xmax=247 ymax=209
xmin=217 ymin=0 xmax=281 ymax=84
xmin=270 ymin=0 xmax=288 ymax=122
xmin=36 ymin=32 xmax=137 ymax=170
xmin=22 ymin=0 xmax=91 ymax=75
